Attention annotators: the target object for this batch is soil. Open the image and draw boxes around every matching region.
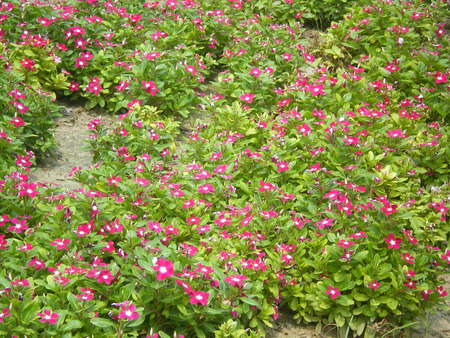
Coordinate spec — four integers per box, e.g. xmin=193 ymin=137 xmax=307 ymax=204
xmin=29 ymin=103 xmax=450 ymax=338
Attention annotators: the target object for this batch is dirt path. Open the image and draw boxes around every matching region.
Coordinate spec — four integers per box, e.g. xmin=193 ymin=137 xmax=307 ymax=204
xmin=29 ymin=103 xmax=114 ymax=191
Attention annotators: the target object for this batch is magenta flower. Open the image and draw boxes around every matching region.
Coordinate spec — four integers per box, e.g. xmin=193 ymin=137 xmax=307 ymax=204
xmin=349 ymin=231 xmax=367 ymax=239
xmin=224 ymin=274 xmax=247 ymax=287
xmin=325 ymin=285 xmax=340 ymax=299
xmin=434 ymin=71 xmax=447 ymax=84
xmin=0 ymin=308 xmax=11 ymax=323
xmin=308 ymin=84 xmax=325 ymax=96
xmin=8 ymin=217 xmax=28 ymax=234
xmin=38 ymin=309 xmax=59 ymax=324
xmin=404 ymin=278 xmax=417 ymax=290
xmin=189 ymin=290 xmax=210 ymax=306
xmin=198 ymin=184 xmax=215 ymax=194
xmin=9 ymin=100 xmax=29 ymax=114
xmin=9 ymin=116 xmax=25 ymax=127
xmin=400 ymin=252 xmax=415 ymax=264
xmin=18 ymin=182 xmax=39 ymax=198
xmin=384 ymin=233 xmax=402 ymax=249
xmin=387 ymin=129 xmax=406 ymax=138
xmin=297 ymin=123 xmax=312 ymax=136
xmin=151 ymin=258 xmax=174 ymax=281
xmin=303 ymin=53 xmax=315 ymax=63
xmin=368 ymin=280 xmax=380 ymax=290
xmin=315 ymin=218 xmax=333 ymax=229
xmin=337 ymin=240 xmax=355 ymax=249
xmin=249 ymin=68 xmax=262 ymax=77
xmin=0 ymin=235 xmax=6 ymax=250
xmin=85 ymin=77 xmax=102 ymax=95
xmin=186 ymin=215 xmax=200 ymax=226
xmin=440 ymin=249 xmax=450 ymax=264
xmin=436 ymin=286 xmax=448 ymax=297
xmin=11 ymin=278 xmax=30 ymax=287
xmin=107 ymin=175 xmax=122 ymax=186
xmin=118 ymin=304 xmax=140 ymax=320
xmin=49 ymin=238 xmax=70 ymax=250
xmin=20 ymin=58 xmax=35 ymax=71
xmin=140 ymin=80 xmax=160 ymax=96
xmin=239 ymin=93 xmax=255 ymax=104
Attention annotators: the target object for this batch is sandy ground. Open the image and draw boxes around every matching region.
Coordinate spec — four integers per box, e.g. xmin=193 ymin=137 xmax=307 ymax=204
xmin=28 ymin=104 xmax=450 ymax=338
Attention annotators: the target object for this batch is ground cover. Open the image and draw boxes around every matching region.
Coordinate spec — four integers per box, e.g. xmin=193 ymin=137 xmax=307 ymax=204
xmin=0 ymin=0 xmax=449 ymax=337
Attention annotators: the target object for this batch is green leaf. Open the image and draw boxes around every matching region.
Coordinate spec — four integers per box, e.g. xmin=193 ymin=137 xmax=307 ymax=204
xmin=21 ymin=301 xmax=40 ymax=324
xmin=138 ymin=259 xmax=153 ymax=272
xmin=158 ymin=331 xmax=171 ymax=338
xmin=91 ymin=318 xmax=114 ymax=328
xmin=239 ymin=297 xmax=261 ymax=309
xmin=335 ymin=296 xmax=354 ymax=307
xmin=62 ymin=320 xmax=82 ymax=331
xmin=335 ymin=312 xmax=346 ymax=327
xmin=387 ymin=299 xmax=398 ymax=310
xmin=353 ymin=293 xmax=369 ymax=301
xmin=177 ymin=303 xmax=188 ymax=316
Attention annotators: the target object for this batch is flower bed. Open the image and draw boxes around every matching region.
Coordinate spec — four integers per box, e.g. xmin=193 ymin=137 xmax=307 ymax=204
xmin=0 ymin=0 xmax=449 ymax=337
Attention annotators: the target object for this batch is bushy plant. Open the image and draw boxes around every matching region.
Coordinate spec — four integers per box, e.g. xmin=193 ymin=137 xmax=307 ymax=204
xmin=0 ymin=0 xmax=449 ymax=337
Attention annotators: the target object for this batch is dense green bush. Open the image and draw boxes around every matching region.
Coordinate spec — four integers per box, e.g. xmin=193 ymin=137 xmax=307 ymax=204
xmin=0 ymin=0 xmax=448 ymax=337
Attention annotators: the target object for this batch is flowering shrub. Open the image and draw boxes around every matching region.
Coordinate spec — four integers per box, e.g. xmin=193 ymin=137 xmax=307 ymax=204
xmin=0 ymin=0 xmax=449 ymax=337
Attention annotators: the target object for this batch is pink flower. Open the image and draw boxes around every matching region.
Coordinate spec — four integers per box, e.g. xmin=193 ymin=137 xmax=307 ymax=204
xmin=240 ymin=93 xmax=255 ymax=104
xmin=323 ymin=190 xmax=341 ymax=200
xmin=276 ymin=161 xmax=290 ymax=173
xmin=119 ymin=304 xmax=140 ymax=320
xmin=9 ymin=116 xmax=25 ymax=127
xmin=259 ymin=181 xmax=276 ymax=192
xmin=186 ymin=215 xmax=200 ymax=226
xmin=38 ymin=309 xmax=59 ymax=324
xmin=337 ymin=240 xmax=355 ymax=249
xmin=435 ymin=286 xmax=448 ymax=297
xmin=185 ymin=65 xmax=198 ymax=76
xmin=11 ymin=278 xmax=30 ymax=287
xmin=404 ymin=278 xmax=417 ymax=290
xmin=308 ymin=84 xmax=325 ymax=96
xmin=303 ymin=53 xmax=315 ymax=63
xmin=282 ymin=53 xmax=292 ymax=61
xmin=441 ymin=249 xmax=450 ymax=264
xmin=8 ymin=217 xmax=28 ymax=234
xmin=315 ymin=218 xmax=333 ymax=229
xmin=49 ymin=238 xmax=70 ymax=250
xmin=325 ymin=285 xmax=340 ymax=299
xmin=387 ymin=129 xmax=406 ymax=138
xmin=224 ymin=274 xmax=247 ymax=287
xmin=349 ymin=232 xmax=367 ymax=239
xmin=0 ymin=235 xmax=6 ymax=250
xmin=140 ymin=80 xmax=160 ymax=96
xmin=151 ymin=258 xmax=174 ymax=281
xmin=281 ymin=253 xmax=295 ymax=265
xmin=384 ymin=233 xmax=402 ymax=249
xmin=196 ymin=224 xmax=210 ymax=234
xmin=107 ymin=175 xmax=122 ymax=186
xmin=400 ymin=252 xmax=415 ymax=264
xmin=249 ymin=68 xmax=262 ymax=77
xmin=189 ymin=290 xmax=210 ymax=306
xmin=434 ymin=71 xmax=447 ymax=84
xmin=20 ymin=58 xmax=35 ymax=71
xmin=198 ymin=184 xmax=215 ymax=194
xmin=18 ymin=182 xmax=39 ymax=198
xmin=297 ymin=123 xmax=312 ymax=136
xmin=368 ymin=280 xmax=380 ymax=290
xmin=0 ymin=308 xmax=11 ymax=323
xmin=9 ymin=100 xmax=29 ymax=114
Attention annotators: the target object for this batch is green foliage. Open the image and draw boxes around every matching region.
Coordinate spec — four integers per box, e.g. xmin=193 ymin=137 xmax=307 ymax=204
xmin=0 ymin=0 xmax=449 ymax=337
